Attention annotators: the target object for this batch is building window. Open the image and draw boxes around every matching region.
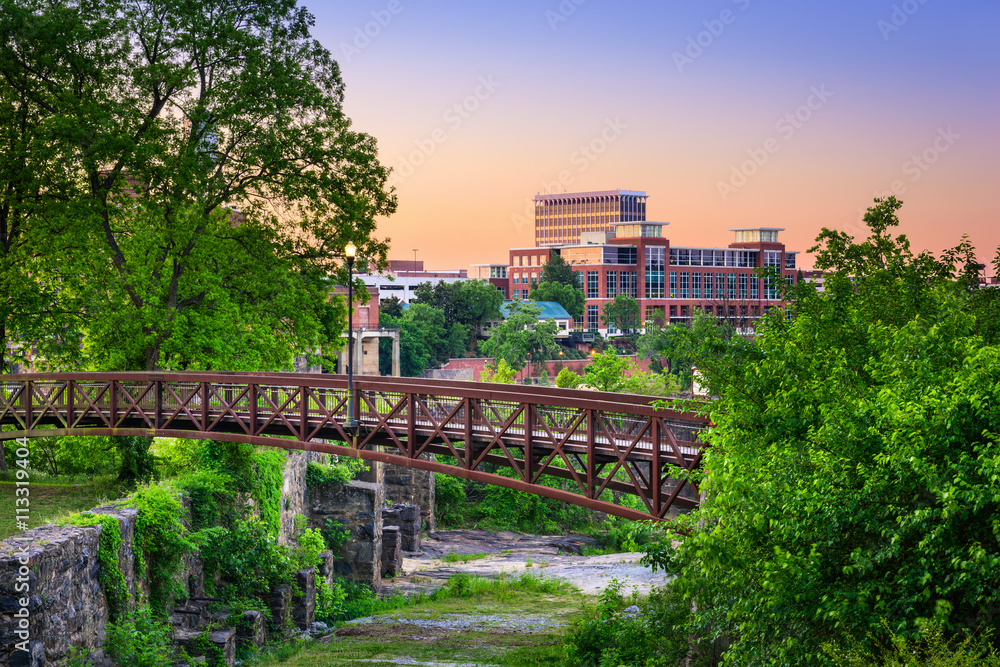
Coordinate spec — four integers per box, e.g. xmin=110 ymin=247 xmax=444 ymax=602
xmin=512 ymin=289 xmax=520 ymax=300
xmin=646 ymin=305 xmax=664 ymax=322
xmin=622 ymin=271 xmax=638 ymax=297
xmin=607 ymin=271 xmax=618 ymax=298
xmin=680 ymin=272 xmax=690 ymax=299
xmin=739 ymin=273 xmax=748 ymax=300
xmin=785 ymin=253 xmax=796 ymax=269
xmin=728 ymin=273 xmax=737 ymax=299
xmin=587 ymin=304 xmax=599 ymax=331
xmin=669 ymin=271 xmax=677 ymax=299
xmin=513 ymin=275 xmax=519 ymax=284
xmin=764 ymin=250 xmax=781 ymax=268
xmin=692 ymin=272 xmax=701 ymax=299
xmin=645 ymin=246 xmax=665 ymax=298
xmin=587 ymin=271 xmax=599 ymax=298
xmin=704 ymin=273 xmax=713 ymax=299
xmin=764 ymin=275 xmax=778 ymax=300
xmin=750 ymin=276 xmax=758 ymax=300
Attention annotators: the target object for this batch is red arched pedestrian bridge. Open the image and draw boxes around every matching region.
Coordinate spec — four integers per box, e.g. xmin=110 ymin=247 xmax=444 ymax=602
xmin=0 ymin=373 xmax=709 ymax=521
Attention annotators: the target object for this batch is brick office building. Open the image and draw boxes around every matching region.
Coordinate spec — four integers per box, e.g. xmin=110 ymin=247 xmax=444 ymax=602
xmin=507 ymin=189 xmax=807 ymax=335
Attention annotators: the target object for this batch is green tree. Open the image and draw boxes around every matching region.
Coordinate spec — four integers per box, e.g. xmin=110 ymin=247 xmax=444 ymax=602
xmin=379 ymin=296 xmax=404 ymax=319
xmin=412 ymin=279 xmax=503 ymax=343
xmin=555 ymin=367 xmax=582 ymax=389
xmin=480 ymin=358 xmax=516 ymax=384
xmin=539 ymin=251 xmax=581 ymax=289
xmin=480 ymin=301 xmax=559 ymax=375
xmin=0 ymin=0 xmax=394 ymax=371
xmin=601 ymin=294 xmax=641 ymax=334
xmin=582 ymin=350 xmax=629 ymax=392
xmin=645 ymin=198 xmax=1000 ymax=665
xmin=529 ymin=280 xmax=585 ymax=321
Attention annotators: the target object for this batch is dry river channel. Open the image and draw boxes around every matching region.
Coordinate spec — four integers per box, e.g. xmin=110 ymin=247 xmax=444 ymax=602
xmin=305 ymin=530 xmax=670 ymax=667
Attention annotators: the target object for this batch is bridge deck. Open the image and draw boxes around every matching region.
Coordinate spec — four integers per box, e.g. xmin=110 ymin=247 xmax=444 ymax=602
xmin=0 ymin=373 xmax=710 ymax=521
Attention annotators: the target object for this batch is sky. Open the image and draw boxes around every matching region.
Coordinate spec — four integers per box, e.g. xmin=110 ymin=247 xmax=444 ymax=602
xmin=307 ymin=0 xmax=999 ymax=272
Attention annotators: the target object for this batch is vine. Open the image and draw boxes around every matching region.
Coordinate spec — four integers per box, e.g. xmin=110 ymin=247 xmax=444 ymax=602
xmin=250 ymin=449 xmax=287 ymax=535
xmin=62 ymin=512 xmax=128 ymax=621
xmin=128 ymin=484 xmax=193 ymax=617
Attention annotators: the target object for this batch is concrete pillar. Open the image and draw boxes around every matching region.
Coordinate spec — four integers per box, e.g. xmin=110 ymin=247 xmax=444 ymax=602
xmin=391 ymin=331 xmax=401 ymax=377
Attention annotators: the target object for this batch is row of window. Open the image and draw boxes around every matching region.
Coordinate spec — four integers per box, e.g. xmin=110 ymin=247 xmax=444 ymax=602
xmin=511 ymin=273 xmax=538 ymax=285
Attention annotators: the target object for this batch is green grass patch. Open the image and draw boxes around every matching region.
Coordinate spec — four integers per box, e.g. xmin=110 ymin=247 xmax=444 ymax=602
xmin=442 ymin=551 xmax=489 ymax=564
xmin=0 ymin=478 xmax=117 ymax=541
xmin=258 ymin=572 xmax=582 ymax=667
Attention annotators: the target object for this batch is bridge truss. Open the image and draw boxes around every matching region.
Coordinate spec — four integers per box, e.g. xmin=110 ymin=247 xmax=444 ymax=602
xmin=0 ymin=373 xmax=710 ymax=521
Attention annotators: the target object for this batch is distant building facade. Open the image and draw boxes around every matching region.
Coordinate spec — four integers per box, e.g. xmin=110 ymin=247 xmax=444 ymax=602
xmin=502 ymin=189 xmax=812 ymax=335
xmin=534 ymin=189 xmax=648 ymax=246
xmin=358 ymin=259 xmax=469 ymax=305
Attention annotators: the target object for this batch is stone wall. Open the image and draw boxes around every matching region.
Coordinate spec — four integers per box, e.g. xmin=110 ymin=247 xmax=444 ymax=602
xmin=278 ymin=451 xmax=326 ymax=545
xmin=0 ymin=506 xmax=139 ymax=666
xmin=384 ymin=456 xmax=435 ymax=533
xmin=306 ymin=481 xmax=383 ymax=589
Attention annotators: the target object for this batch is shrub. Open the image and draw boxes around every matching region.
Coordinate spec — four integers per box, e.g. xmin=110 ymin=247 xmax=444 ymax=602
xmin=198 ymin=517 xmax=292 ymax=596
xmin=555 ymin=367 xmax=581 ymax=389
xmin=563 ymin=579 xmax=691 ymax=667
xmin=103 ymin=605 xmax=174 ymax=667
xmin=434 ymin=472 xmax=467 ymax=527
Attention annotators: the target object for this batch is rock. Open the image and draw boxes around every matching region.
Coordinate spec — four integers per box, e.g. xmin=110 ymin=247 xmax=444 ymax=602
xmin=381 ymin=526 xmax=403 ymax=578
xmin=173 ymin=628 xmax=236 ymax=667
xmin=292 ymin=568 xmax=316 ymax=630
xmin=308 ymin=621 xmax=329 ymax=636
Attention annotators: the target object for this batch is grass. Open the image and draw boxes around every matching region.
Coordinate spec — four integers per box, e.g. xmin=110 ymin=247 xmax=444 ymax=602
xmin=0 ymin=476 xmax=117 ymax=541
xmin=442 ymin=551 xmax=489 ymax=564
xmin=258 ymin=572 xmax=582 ymax=667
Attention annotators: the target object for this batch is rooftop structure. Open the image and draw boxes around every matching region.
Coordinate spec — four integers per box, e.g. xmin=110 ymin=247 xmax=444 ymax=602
xmin=534 ymin=189 xmax=648 ymax=247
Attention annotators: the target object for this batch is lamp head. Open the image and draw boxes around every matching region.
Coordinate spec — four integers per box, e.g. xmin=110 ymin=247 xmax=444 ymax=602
xmin=345 ymin=241 xmax=357 ymax=259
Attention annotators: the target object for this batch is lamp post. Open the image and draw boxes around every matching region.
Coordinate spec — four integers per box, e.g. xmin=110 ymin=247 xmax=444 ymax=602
xmin=344 ymin=242 xmax=358 ymax=431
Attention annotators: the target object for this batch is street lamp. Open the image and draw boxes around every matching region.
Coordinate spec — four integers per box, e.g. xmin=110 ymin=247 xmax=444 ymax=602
xmin=344 ymin=241 xmax=358 ymax=431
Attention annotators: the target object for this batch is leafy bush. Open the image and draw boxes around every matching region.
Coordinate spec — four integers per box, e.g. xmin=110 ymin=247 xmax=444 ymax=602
xmin=555 ymin=367 xmax=582 ymax=389
xmin=824 ymin=622 xmax=1000 ymax=667
xmin=319 ymin=518 xmax=350 ymax=552
xmin=198 ymin=517 xmax=293 ymax=596
xmin=289 ymin=527 xmax=325 ymax=571
xmin=305 ymin=456 xmax=368 ymax=487
xmin=564 ymin=579 xmax=690 ymax=667
xmin=103 ymin=605 xmax=174 ymax=667
xmin=434 ymin=472 xmax=467 ymax=527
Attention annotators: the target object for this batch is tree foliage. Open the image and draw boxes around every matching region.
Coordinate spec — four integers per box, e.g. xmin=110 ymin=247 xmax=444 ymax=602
xmin=0 ymin=0 xmax=395 ymax=371
xmin=539 ymin=251 xmax=581 ymax=289
xmin=480 ymin=301 xmax=559 ymax=374
xmin=601 ymin=294 xmax=641 ymax=334
xmin=529 ymin=280 xmax=585 ymax=321
xmin=645 ymin=198 xmax=1000 ymax=665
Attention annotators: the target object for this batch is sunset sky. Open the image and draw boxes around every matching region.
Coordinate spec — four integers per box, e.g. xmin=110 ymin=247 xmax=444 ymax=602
xmin=309 ymin=0 xmax=999 ymax=272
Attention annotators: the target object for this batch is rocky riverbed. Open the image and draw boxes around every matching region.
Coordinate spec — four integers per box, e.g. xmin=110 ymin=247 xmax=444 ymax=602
xmin=379 ymin=529 xmax=670 ymax=598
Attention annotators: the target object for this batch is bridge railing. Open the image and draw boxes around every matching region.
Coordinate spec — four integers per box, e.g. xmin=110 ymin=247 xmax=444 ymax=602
xmin=0 ymin=372 xmax=710 ymax=521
